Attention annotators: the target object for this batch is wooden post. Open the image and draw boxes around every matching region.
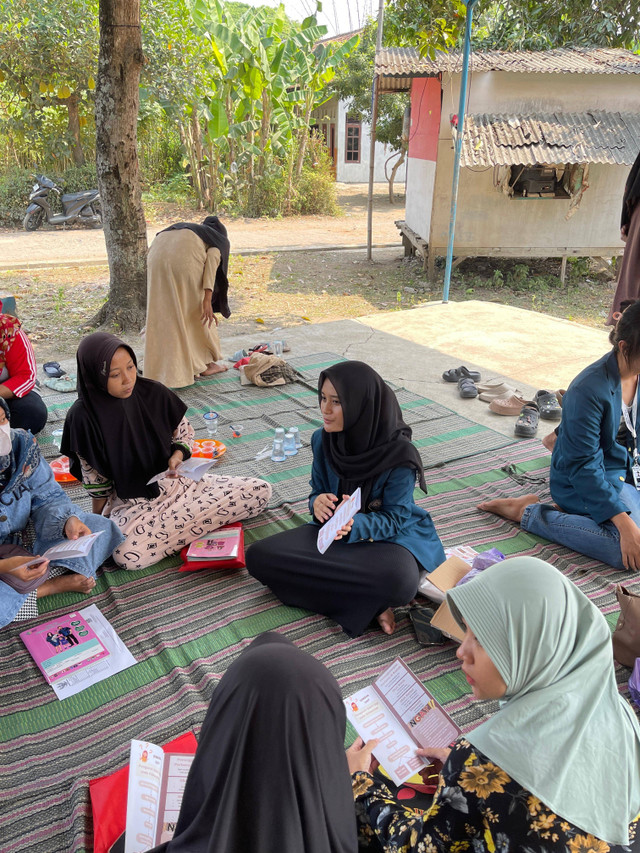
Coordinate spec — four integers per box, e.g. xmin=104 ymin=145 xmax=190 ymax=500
xmin=560 ymin=255 xmax=568 ymax=286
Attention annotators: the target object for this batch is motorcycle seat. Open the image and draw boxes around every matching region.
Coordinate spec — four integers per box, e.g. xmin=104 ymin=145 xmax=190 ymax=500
xmin=62 ymin=190 xmax=97 ymax=201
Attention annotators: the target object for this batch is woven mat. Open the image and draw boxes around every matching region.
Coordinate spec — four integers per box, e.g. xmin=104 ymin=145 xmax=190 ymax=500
xmin=0 ymin=354 xmax=634 ymax=853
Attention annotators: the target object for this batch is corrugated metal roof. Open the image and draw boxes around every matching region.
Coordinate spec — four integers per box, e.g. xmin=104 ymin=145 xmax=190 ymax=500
xmin=457 ymin=111 xmax=640 ymax=167
xmin=375 ymin=46 xmax=640 ymax=84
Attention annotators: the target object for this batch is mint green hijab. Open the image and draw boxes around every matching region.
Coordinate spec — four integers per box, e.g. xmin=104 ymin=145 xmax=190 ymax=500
xmin=447 ymin=556 xmax=640 ymax=845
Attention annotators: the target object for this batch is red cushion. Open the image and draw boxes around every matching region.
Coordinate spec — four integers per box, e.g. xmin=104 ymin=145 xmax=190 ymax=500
xmin=89 ymin=732 xmax=197 ymax=853
xmin=178 ymin=522 xmax=245 ymax=572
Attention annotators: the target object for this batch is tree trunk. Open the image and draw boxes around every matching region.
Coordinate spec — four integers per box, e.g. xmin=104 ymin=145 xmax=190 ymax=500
xmin=388 ymin=148 xmax=406 ymax=203
xmin=66 ymin=93 xmax=85 ymax=166
xmin=94 ymin=0 xmax=147 ymax=331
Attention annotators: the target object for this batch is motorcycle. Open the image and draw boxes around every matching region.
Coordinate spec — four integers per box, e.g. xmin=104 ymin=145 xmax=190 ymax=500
xmin=23 ymin=174 xmax=102 ymax=231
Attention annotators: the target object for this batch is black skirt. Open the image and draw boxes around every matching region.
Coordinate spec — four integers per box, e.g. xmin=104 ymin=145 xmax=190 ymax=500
xmin=245 ymin=524 xmax=420 ymax=637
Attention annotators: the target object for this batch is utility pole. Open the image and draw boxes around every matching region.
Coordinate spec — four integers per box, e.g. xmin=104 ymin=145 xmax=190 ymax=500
xmin=366 ymin=0 xmax=385 ymax=260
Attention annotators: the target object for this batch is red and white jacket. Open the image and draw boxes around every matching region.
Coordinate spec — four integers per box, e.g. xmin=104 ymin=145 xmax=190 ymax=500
xmin=0 ymin=330 xmax=37 ymax=397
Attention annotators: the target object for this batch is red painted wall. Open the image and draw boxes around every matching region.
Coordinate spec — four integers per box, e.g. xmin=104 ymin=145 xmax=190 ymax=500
xmin=408 ymin=77 xmax=441 ymax=162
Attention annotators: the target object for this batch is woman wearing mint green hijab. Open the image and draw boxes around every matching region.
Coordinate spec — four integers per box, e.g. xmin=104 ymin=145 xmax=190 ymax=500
xmin=347 ymin=556 xmax=640 ymax=851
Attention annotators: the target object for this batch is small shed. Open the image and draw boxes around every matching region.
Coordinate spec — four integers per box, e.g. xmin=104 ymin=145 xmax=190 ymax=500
xmin=375 ymin=47 xmax=640 ymax=281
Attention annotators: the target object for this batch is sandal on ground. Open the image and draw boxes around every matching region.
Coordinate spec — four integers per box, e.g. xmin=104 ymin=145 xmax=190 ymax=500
xmin=478 ymin=383 xmax=520 ymax=402
xmin=534 ymin=390 xmax=562 ymax=421
xmin=442 ymin=365 xmax=481 ymax=383
xmin=458 ymin=376 xmax=478 ymax=398
xmin=489 ymin=394 xmax=527 ymax=415
xmin=43 ymin=361 xmax=67 ymax=378
xmin=514 ymin=401 xmax=539 ymax=437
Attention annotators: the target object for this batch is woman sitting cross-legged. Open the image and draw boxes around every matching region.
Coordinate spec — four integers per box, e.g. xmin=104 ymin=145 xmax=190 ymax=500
xmin=479 ymin=299 xmax=640 ymax=571
xmin=61 ymin=333 xmax=272 ymax=571
xmin=147 ymin=632 xmax=358 ymax=853
xmin=348 ymin=556 xmax=640 ymax=852
xmin=0 ymin=398 xmax=123 ymax=628
xmin=245 ymin=361 xmax=445 ymax=638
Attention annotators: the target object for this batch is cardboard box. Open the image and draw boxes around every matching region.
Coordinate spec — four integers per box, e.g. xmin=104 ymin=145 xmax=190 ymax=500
xmin=423 ymin=556 xmax=472 ymax=642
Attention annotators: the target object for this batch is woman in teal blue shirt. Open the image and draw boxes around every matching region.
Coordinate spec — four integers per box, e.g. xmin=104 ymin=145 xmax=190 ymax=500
xmin=246 ymin=361 xmax=445 ymax=637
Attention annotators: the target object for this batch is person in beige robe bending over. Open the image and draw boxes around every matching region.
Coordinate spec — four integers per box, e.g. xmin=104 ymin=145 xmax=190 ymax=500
xmin=144 ymin=215 xmax=231 ymax=389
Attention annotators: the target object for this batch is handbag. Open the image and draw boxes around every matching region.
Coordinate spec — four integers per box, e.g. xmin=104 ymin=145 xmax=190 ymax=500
xmin=612 ymin=584 xmax=640 ymax=668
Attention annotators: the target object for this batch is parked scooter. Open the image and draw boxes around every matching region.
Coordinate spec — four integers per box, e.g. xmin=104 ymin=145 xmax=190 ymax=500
xmin=23 ymin=174 xmax=102 ymax=231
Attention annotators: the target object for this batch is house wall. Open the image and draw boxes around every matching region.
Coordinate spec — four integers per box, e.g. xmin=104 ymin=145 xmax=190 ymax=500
xmin=311 ymin=96 xmax=406 ymax=183
xmin=406 ymin=70 xmax=640 ymax=254
xmin=405 ymin=77 xmax=441 ymax=240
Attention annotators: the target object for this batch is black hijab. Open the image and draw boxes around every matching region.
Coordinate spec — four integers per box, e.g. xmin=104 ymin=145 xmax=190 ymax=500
xmin=158 ymin=216 xmax=231 ymax=318
xmin=319 ymin=360 xmax=427 ymax=510
xmin=150 ymin=632 xmax=357 ymax=853
xmin=61 ymin=333 xmax=187 ymax=500
xmin=622 ymin=149 xmax=640 ymax=232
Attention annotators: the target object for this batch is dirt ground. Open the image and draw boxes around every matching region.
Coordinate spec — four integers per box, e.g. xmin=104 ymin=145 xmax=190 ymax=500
xmin=0 ymin=183 xmax=618 ymax=363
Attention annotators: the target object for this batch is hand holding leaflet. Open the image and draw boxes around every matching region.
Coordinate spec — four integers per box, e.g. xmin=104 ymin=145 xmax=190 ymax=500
xmin=16 ymin=531 xmax=104 ymax=570
xmin=147 ymin=457 xmax=215 ymax=485
xmin=316 ymin=487 xmax=361 ymax=554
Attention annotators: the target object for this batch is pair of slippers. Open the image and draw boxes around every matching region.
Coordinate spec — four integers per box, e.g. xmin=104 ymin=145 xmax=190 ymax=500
xmin=442 ymin=366 xmax=481 ymax=399
xmin=514 ymin=391 xmax=564 ymax=438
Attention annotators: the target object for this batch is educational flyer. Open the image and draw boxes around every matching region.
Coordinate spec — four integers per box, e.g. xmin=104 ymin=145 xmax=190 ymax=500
xmin=20 ymin=604 xmax=136 ymax=700
xmin=345 ymin=657 xmax=461 ymax=785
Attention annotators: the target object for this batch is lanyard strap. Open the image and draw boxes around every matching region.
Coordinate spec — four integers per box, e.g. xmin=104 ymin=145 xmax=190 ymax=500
xmin=622 ymin=390 xmax=639 ymax=459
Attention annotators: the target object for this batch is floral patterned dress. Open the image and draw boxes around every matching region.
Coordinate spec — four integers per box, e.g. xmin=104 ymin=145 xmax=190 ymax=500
xmin=353 ymin=738 xmax=638 ymax=853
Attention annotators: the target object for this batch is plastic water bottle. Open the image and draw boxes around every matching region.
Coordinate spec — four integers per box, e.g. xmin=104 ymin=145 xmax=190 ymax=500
xmin=289 ymin=426 xmax=301 ymax=449
xmin=283 ymin=431 xmax=297 ymax=456
xmin=271 ymin=438 xmax=286 ymax=462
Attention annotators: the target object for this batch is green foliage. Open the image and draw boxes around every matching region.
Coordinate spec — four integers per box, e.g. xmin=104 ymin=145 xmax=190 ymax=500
xmin=59 ymin=164 xmax=98 ymax=192
xmin=0 ymin=167 xmax=34 ymax=226
xmin=385 ymin=0 xmax=639 ymax=55
xmin=143 ymin=173 xmax=197 ymax=204
xmin=289 ymin=136 xmax=339 ymax=216
xmin=328 ymin=20 xmax=408 ymax=152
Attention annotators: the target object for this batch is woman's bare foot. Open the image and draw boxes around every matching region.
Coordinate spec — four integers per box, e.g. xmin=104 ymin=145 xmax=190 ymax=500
xmin=198 ymin=362 xmax=228 ymax=378
xmin=377 ymin=608 xmax=396 ymax=635
xmin=542 ymin=431 xmax=557 ymax=453
xmin=37 ymin=573 xmax=96 ymax=599
xmin=477 ymin=494 xmax=540 ymax=524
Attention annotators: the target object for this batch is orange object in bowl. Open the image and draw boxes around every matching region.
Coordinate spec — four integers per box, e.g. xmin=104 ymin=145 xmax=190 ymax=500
xmin=191 ymin=439 xmax=226 ymax=459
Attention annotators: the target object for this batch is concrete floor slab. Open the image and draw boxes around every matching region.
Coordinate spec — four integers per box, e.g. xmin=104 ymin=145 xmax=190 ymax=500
xmin=49 ymin=300 xmax=611 ymax=446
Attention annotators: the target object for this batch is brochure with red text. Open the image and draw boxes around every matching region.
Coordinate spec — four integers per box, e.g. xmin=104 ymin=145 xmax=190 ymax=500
xmin=344 ymin=657 xmax=461 ymax=785
xmin=124 ymin=739 xmax=195 ymax=853
xmin=185 ymin=525 xmax=241 ymax=561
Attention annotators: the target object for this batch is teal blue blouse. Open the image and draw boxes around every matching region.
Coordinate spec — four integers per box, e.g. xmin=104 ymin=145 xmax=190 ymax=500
xmin=308 ymin=429 xmax=445 ymax=572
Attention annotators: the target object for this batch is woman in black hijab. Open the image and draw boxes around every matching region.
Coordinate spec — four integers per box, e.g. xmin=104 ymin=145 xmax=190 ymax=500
xmin=144 ymin=215 xmax=231 ymax=388
xmin=62 ymin=333 xmax=271 ymax=571
xmin=148 ymin=632 xmax=357 ymax=853
xmin=246 ymin=361 xmax=445 ymax=637
xmin=607 ymin=149 xmax=640 ymax=324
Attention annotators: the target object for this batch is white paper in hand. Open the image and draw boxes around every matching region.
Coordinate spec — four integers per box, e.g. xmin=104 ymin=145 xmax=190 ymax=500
xmin=316 ymin=487 xmax=361 ymax=555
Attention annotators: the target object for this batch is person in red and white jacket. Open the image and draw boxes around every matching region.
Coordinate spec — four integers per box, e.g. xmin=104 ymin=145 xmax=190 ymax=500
xmin=0 ymin=315 xmax=47 ymax=434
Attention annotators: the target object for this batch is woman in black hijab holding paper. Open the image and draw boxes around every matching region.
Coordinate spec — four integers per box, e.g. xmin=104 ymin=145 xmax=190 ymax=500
xmin=246 ymin=361 xmax=445 ymax=637
xmin=148 ymin=632 xmax=357 ymax=853
xmin=144 ymin=215 xmax=232 ymax=388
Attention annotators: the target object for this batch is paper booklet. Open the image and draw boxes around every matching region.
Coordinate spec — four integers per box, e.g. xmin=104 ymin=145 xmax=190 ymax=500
xmin=14 ymin=530 xmax=104 ymax=570
xmin=186 ymin=525 xmax=241 ymax=561
xmin=316 ymin=487 xmax=361 ymax=555
xmin=345 ymin=657 xmax=461 ymax=786
xmin=20 ymin=604 xmax=136 ymax=700
xmin=146 ymin=456 xmax=215 ymax=486
xmin=124 ymin=739 xmax=195 ymax=853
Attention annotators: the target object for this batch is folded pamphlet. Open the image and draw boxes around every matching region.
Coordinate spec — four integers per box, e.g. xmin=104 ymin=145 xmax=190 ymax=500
xmin=146 ymin=457 xmax=215 ymax=486
xmin=316 ymin=488 xmax=361 ymax=555
xmin=345 ymin=657 xmax=461 ymax=786
xmin=124 ymin=739 xmax=195 ymax=853
xmin=17 ymin=530 xmax=104 ymax=570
